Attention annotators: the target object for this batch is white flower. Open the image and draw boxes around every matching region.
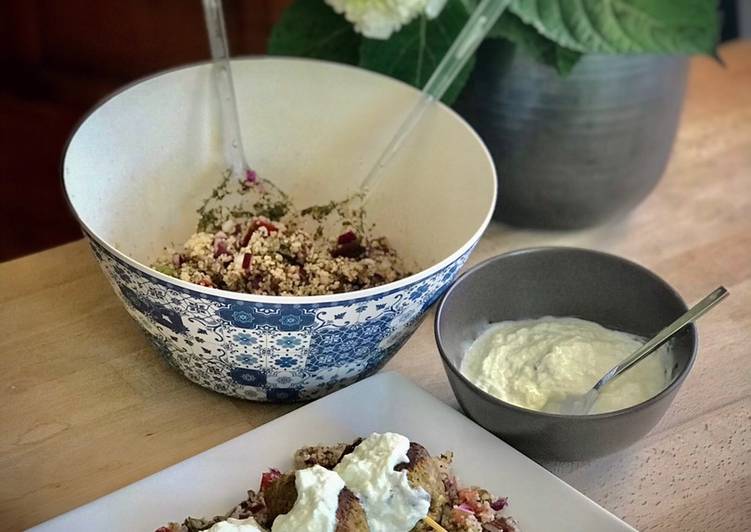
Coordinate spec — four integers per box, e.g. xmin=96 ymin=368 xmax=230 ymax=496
xmin=326 ymin=0 xmax=448 ymax=39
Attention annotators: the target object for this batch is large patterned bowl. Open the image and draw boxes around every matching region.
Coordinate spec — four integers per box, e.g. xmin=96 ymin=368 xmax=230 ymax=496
xmin=63 ymin=59 xmax=496 ymax=401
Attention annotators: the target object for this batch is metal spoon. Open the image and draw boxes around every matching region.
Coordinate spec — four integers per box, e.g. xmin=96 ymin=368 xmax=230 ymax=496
xmin=556 ymin=286 xmax=729 ymax=415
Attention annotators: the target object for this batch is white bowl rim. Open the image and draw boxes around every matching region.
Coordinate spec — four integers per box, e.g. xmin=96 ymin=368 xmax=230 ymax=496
xmin=63 ymin=57 xmax=498 ymax=305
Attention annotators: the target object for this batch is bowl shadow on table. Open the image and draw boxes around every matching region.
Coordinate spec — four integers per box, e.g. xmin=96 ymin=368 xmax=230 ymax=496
xmin=435 ymin=247 xmax=697 ymax=462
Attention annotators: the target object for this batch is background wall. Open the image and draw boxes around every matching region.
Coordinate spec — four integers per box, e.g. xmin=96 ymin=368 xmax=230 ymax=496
xmin=0 ymin=0 xmax=291 ymax=260
xmin=0 ymin=0 xmax=745 ymax=261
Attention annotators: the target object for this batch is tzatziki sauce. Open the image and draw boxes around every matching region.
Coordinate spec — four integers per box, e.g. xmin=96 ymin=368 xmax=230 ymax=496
xmin=334 ymin=432 xmax=430 ymax=532
xmin=206 ymin=517 xmax=264 ymax=532
xmin=272 ymin=465 xmax=344 ymax=532
xmin=461 ymin=316 xmax=672 ymax=414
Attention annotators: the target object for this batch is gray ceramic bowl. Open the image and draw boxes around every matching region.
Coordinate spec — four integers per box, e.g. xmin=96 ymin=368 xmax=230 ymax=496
xmin=435 ymin=247 xmax=697 ymax=461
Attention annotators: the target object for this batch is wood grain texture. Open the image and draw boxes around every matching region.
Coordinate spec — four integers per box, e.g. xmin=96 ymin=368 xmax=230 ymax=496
xmin=1 ymin=41 xmax=749 ymax=532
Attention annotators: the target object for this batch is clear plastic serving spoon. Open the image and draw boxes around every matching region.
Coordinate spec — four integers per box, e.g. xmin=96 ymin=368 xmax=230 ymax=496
xmin=359 ymin=0 xmax=512 ymax=203
xmin=201 ymin=0 xmax=253 ymax=183
xmin=556 ymin=286 xmax=729 ymax=416
xmin=201 ymin=0 xmax=289 ymax=219
xmin=201 ymin=0 xmax=511 ymax=217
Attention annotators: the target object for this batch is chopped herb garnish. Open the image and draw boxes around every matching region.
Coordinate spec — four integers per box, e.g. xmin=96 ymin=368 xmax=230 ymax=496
xmin=301 ymin=200 xmax=338 ymax=220
xmin=153 ymin=264 xmax=176 ymax=276
xmin=163 ymin=169 xmax=408 ymax=296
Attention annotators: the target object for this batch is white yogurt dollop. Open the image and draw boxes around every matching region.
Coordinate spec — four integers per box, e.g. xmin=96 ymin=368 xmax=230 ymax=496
xmin=334 ymin=432 xmax=430 ymax=532
xmin=272 ymin=465 xmax=344 ymax=532
xmin=207 ymin=517 xmax=264 ymax=532
xmin=461 ymin=317 xmax=672 ymax=414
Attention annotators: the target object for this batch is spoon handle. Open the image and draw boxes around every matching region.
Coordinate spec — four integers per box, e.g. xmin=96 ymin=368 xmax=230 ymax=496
xmin=202 ymin=0 xmax=249 ymax=179
xmin=359 ymin=0 xmax=512 ymax=198
xmin=594 ymin=286 xmax=729 ymax=392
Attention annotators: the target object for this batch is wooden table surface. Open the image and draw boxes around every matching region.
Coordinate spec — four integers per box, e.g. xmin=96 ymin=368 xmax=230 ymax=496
xmin=2 ymin=41 xmax=750 ymax=532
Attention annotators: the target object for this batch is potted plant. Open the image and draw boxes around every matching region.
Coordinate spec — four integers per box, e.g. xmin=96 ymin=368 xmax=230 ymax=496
xmin=268 ymin=0 xmax=719 ymax=228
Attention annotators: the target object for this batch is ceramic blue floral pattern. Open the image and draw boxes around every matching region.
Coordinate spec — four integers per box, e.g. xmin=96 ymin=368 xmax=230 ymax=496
xmin=88 ymin=238 xmax=474 ymax=402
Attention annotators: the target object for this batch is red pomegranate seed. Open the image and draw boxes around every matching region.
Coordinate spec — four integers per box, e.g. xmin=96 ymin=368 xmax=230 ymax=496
xmin=241 ymin=220 xmax=278 ymax=246
xmin=490 ymin=497 xmax=508 ymax=511
xmin=213 ymin=240 xmax=228 ymax=258
xmin=337 ymin=230 xmax=357 ymax=245
xmin=260 ymin=468 xmax=282 ymax=490
xmin=331 ymin=240 xmax=365 ymax=259
xmin=244 ymin=168 xmax=258 ymax=185
xmin=242 ymin=253 xmax=253 ymax=270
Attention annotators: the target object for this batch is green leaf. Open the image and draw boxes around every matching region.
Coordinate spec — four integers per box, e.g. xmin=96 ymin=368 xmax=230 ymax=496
xmin=509 ymin=0 xmax=719 ymax=55
xmin=490 ymin=13 xmax=581 ymax=75
xmin=554 ymin=46 xmax=581 ymax=75
xmin=358 ymin=0 xmax=475 ymax=106
xmin=267 ymin=0 xmax=360 ymax=64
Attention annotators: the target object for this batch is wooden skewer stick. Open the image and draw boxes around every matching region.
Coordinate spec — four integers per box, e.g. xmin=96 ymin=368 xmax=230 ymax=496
xmin=424 ymin=515 xmax=448 ymax=532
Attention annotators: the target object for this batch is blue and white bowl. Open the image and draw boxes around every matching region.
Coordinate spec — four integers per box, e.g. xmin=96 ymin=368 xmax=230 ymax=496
xmin=63 ymin=58 xmax=496 ymax=401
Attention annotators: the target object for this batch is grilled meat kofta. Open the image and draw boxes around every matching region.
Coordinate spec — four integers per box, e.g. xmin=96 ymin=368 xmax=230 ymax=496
xmin=158 ymin=433 xmax=519 ymax=532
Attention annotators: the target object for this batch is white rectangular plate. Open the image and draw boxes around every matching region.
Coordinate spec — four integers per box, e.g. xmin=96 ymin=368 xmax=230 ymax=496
xmin=31 ymin=372 xmax=636 ymax=532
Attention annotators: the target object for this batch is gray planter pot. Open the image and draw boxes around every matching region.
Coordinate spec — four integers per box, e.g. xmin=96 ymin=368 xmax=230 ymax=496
xmin=454 ymin=40 xmax=689 ymax=229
